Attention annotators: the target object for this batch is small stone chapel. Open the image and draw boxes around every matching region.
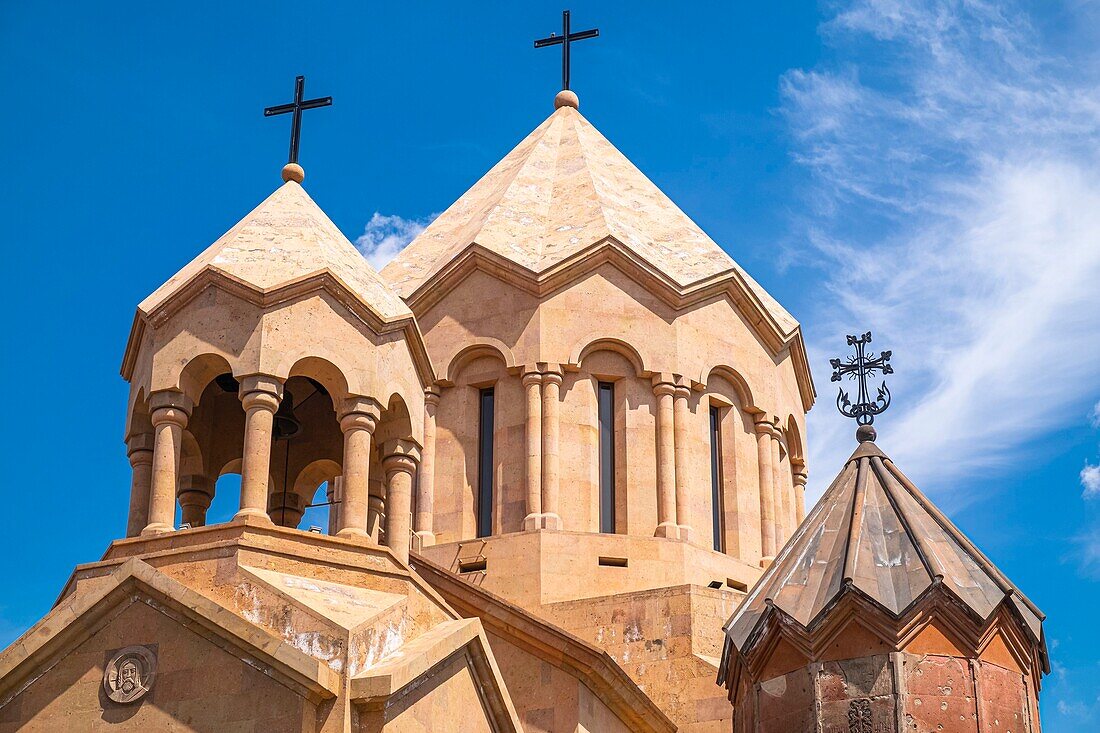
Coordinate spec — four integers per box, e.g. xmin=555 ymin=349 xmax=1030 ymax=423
xmin=0 ymin=58 xmax=1049 ymax=733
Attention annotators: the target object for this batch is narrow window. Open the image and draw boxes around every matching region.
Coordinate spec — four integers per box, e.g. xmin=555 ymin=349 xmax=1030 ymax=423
xmin=477 ymin=388 xmax=495 ymax=537
xmin=710 ymin=406 xmax=724 ymax=552
xmin=598 ymin=382 xmax=616 ymax=533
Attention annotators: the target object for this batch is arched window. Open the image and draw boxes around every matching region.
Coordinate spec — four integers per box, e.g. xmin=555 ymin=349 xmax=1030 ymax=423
xmin=709 ymin=404 xmax=724 ymax=552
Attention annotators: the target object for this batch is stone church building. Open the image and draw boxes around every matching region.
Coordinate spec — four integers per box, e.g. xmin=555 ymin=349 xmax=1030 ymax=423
xmin=0 ymin=89 xmax=1048 ymax=732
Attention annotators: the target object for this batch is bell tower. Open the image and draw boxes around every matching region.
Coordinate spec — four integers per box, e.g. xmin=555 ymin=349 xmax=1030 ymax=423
xmin=119 ymin=162 xmax=433 ymax=560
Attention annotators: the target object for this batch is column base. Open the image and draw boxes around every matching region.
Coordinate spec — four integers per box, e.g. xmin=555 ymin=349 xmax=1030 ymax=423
xmin=539 ymin=513 xmax=563 ymax=530
xmin=523 ymin=513 xmax=542 ymax=531
xmin=336 ymin=527 xmax=368 ymax=538
xmin=140 ymin=523 xmax=174 ymax=537
xmin=412 ymin=530 xmax=435 ymax=552
xmin=677 ymin=525 xmax=694 ymax=544
xmin=233 ymin=508 xmax=274 ymax=524
xmin=654 ymin=522 xmax=681 ymax=540
xmin=760 ymin=556 xmax=775 ymax=569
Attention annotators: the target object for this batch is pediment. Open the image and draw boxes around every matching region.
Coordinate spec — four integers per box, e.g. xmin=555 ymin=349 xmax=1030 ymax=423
xmin=0 ymin=558 xmax=340 ymax=706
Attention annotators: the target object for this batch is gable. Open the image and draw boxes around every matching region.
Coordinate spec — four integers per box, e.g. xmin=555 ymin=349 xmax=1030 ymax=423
xmin=0 ymin=598 xmax=315 ymax=733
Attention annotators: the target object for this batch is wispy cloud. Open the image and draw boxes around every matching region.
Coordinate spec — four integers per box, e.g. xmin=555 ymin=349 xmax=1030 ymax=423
xmin=1083 ymin=400 xmax=1100 ymax=498
xmin=354 ymin=212 xmax=435 ymax=270
xmin=784 ymin=0 xmax=1100 ymax=501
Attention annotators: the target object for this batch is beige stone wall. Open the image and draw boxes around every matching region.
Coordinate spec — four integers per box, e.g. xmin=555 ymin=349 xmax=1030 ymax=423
xmin=357 ymin=652 xmax=496 ymax=733
xmin=484 ymin=633 xmax=634 ymax=733
xmin=415 ymin=263 xmax=807 ymax=562
xmin=540 ymin=585 xmax=743 ymax=733
xmin=132 ymin=288 xmax=425 ymax=428
xmin=0 ymin=599 xmax=315 ymax=733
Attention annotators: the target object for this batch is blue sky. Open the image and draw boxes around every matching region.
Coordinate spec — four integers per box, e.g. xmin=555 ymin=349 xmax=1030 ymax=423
xmin=2 ymin=1 xmax=1098 ymax=727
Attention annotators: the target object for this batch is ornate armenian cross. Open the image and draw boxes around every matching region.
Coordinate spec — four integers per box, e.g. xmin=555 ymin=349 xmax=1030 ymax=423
xmin=264 ymin=76 xmax=332 ymax=165
xmin=534 ymin=10 xmax=599 ymax=91
xmin=830 ymin=332 xmax=893 ymax=426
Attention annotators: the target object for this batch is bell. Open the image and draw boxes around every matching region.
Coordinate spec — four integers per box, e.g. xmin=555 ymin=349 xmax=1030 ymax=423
xmin=273 ymin=391 xmax=302 ymax=440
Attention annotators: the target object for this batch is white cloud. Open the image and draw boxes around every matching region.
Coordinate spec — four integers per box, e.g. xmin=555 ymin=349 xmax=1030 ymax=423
xmin=354 ymin=212 xmax=434 ymax=270
xmin=1083 ymin=464 xmax=1100 ymax=498
xmin=1091 ymin=400 xmax=1100 ymax=429
xmin=784 ymin=0 xmax=1100 ymax=501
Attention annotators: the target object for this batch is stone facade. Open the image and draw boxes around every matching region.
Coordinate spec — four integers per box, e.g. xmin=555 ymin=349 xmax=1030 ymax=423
xmin=0 ymin=86 xmax=1046 ymax=733
xmin=719 ymin=435 xmax=1049 ymax=732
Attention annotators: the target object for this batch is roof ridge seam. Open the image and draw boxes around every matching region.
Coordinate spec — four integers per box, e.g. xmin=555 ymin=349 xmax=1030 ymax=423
xmin=569 ymin=113 xmax=615 ymax=255
xmin=841 ymin=457 xmax=870 ymax=586
xmin=868 ymin=456 xmax=942 ymax=582
xmin=883 ymin=459 xmax=1020 ymax=601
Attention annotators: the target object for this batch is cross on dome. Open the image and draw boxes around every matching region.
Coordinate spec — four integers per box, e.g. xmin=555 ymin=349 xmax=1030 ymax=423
xmin=534 ymin=10 xmax=599 ymax=92
xmin=830 ymin=331 xmax=893 ymax=440
xmin=264 ymin=75 xmax=332 ymax=182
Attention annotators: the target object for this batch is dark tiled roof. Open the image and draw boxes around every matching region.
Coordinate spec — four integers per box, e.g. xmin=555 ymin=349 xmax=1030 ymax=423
xmin=723 ymin=439 xmax=1046 ymax=662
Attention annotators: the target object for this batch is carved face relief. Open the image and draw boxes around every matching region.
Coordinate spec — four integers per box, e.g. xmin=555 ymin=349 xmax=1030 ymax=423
xmin=103 ymin=646 xmax=157 ymax=704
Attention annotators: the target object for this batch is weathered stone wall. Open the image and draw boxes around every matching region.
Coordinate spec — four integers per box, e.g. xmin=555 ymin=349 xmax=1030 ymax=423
xmin=0 ymin=599 xmax=315 ymax=733
xmin=742 ymin=652 xmax=1039 ymax=733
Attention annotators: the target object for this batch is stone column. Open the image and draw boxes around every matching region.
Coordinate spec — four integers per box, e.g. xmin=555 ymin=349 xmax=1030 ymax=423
xmin=367 ymin=481 xmax=385 ymax=543
xmin=235 ymin=375 xmax=283 ymax=523
xmin=125 ymin=433 xmax=155 ymax=538
xmin=754 ymin=417 xmax=778 ymax=562
xmin=383 ymin=440 xmax=421 ymax=564
xmin=142 ymin=390 xmax=192 ymax=536
xmin=337 ymin=397 xmax=380 ymax=537
xmin=673 ymin=384 xmax=693 ymax=543
xmin=522 ymin=370 xmax=543 ymax=530
xmin=178 ymin=475 xmax=213 ymax=527
xmin=793 ymin=461 xmax=808 ymax=525
xmin=771 ymin=435 xmax=787 ymax=546
xmin=327 ymin=477 xmax=342 ymax=535
xmin=540 ymin=368 xmax=563 ymax=530
xmin=653 ymin=379 xmax=679 ymax=539
xmin=414 ymin=388 xmax=440 ymax=548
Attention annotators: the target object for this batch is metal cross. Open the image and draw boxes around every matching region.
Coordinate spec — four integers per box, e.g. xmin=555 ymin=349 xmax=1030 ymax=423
xmin=830 ymin=332 xmax=894 ymax=426
xmin=534 ymin=10 xmax=599 ymax=91
xmin=264 ymin=76 xmax=332 ymax=165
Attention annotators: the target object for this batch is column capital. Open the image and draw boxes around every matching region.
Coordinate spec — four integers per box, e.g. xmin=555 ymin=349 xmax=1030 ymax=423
xmin=238 ymin=375 xmax=283 ymax=413
xmin=673 ymin=384 xmax=692 ymax=400
xmin=753 ymin=415 xmax=781 ymax=437
xmin=521 ymin=370 xmax=543 ymax=388
xmin=382 ymin=438 xmax=422 ymax=466
xmin=540 ymin=369 xmax=564 ymax=387
xmin=792 ymin=460 xmax=809 ymax=487
xmin=178 ymin=474 xmax=213 ymax=495
xmin=382 ymin=452 xmax=419 ymax=478
xmin=238 ymin=374 xmax=284 ymax=399
xmin=652 ymin=381 xmax=676 ymax=398
xmin=339 ymin=396 xmax=381 ymax=432
xmin=424 ymin=385 xmax=442 ymax=407
xmin=126 ymin=432 xmax=156 ymax=458
xmin=149 ymin=389 xmax=193 ymax=424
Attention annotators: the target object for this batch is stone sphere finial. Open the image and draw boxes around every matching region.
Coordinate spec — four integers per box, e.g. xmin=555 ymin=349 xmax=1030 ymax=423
xmin=281 ymin=163 xmax=305 ymax=184
xmin=554 ymin=90 xmax=579 ymax=110
xmin=856 ymin=425 xmax=877 ymax=443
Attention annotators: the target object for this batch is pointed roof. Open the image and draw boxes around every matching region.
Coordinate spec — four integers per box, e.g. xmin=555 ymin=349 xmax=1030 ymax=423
xmin=723 ymin=435 xmax=1046 ymax=659
xmin=380 ymin=97 xmax=796 ymax=334
xmin=140 ymin=180 xmax=411 ymax=322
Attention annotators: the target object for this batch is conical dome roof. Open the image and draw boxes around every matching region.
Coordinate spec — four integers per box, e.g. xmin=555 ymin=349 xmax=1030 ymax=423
xmin=140 ymin=180 xmax=411 ymax=322
xmin=380 ymin=99 xmax=796 ymax=335
xmin=724 ymin=437 xmax=1046 ymax=658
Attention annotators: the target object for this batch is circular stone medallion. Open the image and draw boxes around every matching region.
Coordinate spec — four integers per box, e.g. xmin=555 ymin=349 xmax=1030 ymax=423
xmin=103 ymin=646 xmax=157 ymax=704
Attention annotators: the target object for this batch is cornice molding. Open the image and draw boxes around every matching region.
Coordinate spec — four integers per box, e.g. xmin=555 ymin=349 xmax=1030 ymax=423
xmin=399 ymin=239 xmax=816 ymax=412
xmin=120 ymin=266 xmax=437 ymax=390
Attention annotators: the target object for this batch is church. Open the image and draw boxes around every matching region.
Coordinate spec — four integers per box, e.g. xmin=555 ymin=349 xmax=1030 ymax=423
xmin=0 ymin=23 xmax=1050 ymax=733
